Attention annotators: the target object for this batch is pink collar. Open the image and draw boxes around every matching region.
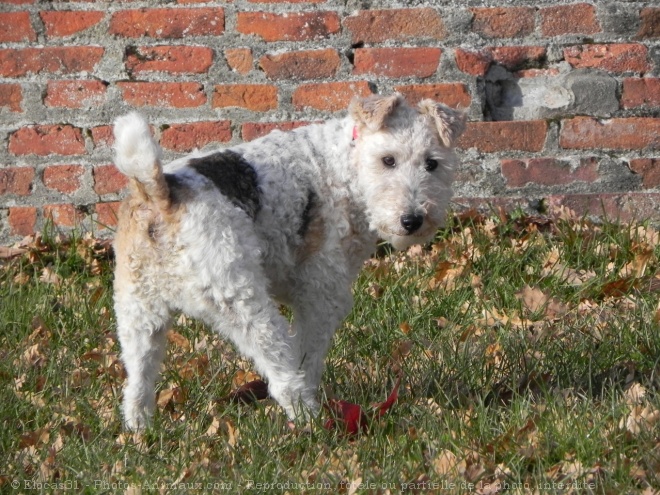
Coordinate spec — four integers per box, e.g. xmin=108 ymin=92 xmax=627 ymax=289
xmin=352 ymin=126 xmax=359 ymax=141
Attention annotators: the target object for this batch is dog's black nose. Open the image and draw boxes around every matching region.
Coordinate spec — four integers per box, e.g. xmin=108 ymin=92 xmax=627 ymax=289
xmin=400 ymin=213 xmax=424 ymax=234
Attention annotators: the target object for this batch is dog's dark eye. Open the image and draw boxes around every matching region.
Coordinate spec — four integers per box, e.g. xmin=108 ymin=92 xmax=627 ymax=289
xmin=382 ymin=156 xmax=396 ymax=167
xmin=425 ymin=158 xmax=439 ymax=171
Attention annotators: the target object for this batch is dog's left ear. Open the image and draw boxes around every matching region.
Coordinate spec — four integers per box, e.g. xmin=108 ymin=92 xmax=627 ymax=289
xmin=349 ymin=93 xmax=404 ymax=132
xmin=418 ymin=100 xmax=467 ymax=148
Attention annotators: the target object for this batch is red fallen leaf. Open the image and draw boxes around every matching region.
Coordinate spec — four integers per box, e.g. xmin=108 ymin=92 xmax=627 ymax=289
xmin=324 ymin=377 xmax=401 ymax=436
xmin=376 ymin=376 xmax=401 ymax=417
xmin=227 ymin=379 xmax=270 ymax=404
xmin=324 ymin=400 xmax=368 ymax=436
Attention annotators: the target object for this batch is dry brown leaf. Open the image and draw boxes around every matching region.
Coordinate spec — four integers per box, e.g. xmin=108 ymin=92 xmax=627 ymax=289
xmin=168 ymin=330 xmax=190 ymax=351
xmin=432 ymin=450 xmax=465 ymax=478
xmin=39 ymin=267 xmax=62 ymax=286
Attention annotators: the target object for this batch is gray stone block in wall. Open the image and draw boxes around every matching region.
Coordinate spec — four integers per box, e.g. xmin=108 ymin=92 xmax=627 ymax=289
xmin=485 ymin=68 xmax=619 ymax=121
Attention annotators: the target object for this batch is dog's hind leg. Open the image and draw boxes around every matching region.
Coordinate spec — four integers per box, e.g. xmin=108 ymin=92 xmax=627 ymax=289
xmin=115 ymin=285 xmax=171 ymax=431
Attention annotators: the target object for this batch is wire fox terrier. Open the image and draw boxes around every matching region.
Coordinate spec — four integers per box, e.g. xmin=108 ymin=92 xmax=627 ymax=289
xmin=112 ymin=94 xmax=465 ymax=430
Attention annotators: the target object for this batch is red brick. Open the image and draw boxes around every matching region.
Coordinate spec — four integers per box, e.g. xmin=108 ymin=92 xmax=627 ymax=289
xmin=160 ymin=121 xmax=232 ymax=152
xmin=236 ymin=11 xmax=340 ymax=42
xmin=259 ymin=49 xmax=340 ymax=81
xmin=8 ymin=207 xmax=37 ymax=237
xmin=489 ymin=46 xmax=546 ymax=71
xmin=0 ymin=12 xmax=36 ymax=42
xmin=394 ymin=83 xmax=471 ymax=109
xmin=212 ymin=84 xmax=277 ymax=111
xmin=560 ymin=117 xmax=660 ymax=150
xmin=40 ymin=10 xmax=104 ymax=38
xmin=110 ymin=8 xmax=224 ymax=38
xmin=95 ymin=202 xmax=121 ymax=229
xmin=0 ymin=83 xmax=22 ymax=112
xmin=470 ymin=7 xmax=535 ymax=38
xmin=9 ymin=125 xmax=86 ymax=156
xmin=629 ymin=158 xmax=660 ymax=188
xmin=43 ymin=165 xmax=84 ymax=194
xmin=0 ymin=167 xmax=34 ymax=196
xmin=353 ymin=47 xmax=441 ymax=78
xmin=540 ymin=4 xmax=600 ymax=37
xmin=292 ymin=81 xmax=373 ymax=112
xmin=458 ymin=121 xmax=548 ymax=152
xmin=242 ymin=121 xmax=311 ymax=142
xmin=118 ymin=82 xmax=206 ymax=108
xmin=501 ymin=157 xmax=599 ymax=187
xmin=44 ymin=80 xmax=107 ymax=108
xmin=225 ymin=48 xmax=252 ymax=75
xmin=43 ymin=204 xmax=83 ymax=228
xmin=0 ymin=47 xmax=104 ymax=77
xmin=454 ymin=48 xmax=492 ymax=76
xmin=564 ymin=44 xmax=650 ymax=73
xmin=125 ymin=45 xmax=213 ymax=74
xmin=545 ymin=193 xmax=660 ymax=224
xmin=454 ymin=46 xmax=546 ymax=76
xmin=621 ymin=78 xmax=660 ymax=109
xmin=343 ymin=8 xmax=445 ymax=44
xmin=637 ymin=8 xmax=660 ymax=39
xmin=91 ymin=126 xmax=113 ymax=149
xmin=247 ymin=0 xmax=325 ymax=3
xmin=93 ymin=165 xmax=128 ymax=195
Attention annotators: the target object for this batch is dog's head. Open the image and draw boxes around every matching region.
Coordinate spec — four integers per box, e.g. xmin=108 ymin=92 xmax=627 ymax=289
xmin=349 ymin=94 xmax=466 ymax=249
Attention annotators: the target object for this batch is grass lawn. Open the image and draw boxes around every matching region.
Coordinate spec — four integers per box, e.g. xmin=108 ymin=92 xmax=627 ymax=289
xmin=1 ymin=208 xmax=659 ymax=494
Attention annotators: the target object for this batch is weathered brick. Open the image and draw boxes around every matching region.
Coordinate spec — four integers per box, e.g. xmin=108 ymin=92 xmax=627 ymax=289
xmin=40 ymin=10 xmax=104 ymax=38
xmin=212 ymin=84 xmax=277 ymax=111
xmin=9 ymin=125 xmax=86 ymax=156
xmin=110 ymin=8 xmax=224 ymax=38
xmin=470 ymin=7 xmax=535 ymax=38
xmin=44 ymin=80 xmax=107 ymax=108
xmin=564 ymin=44 xmax=650 ymax=73
xmin=292 ymin=81 xmax=373 ymax=112
xmin=545 ymin=193 xmax=660 ymax=224
xmin=0 ymin=167 xmax=34 ymax=196
xmin=454 ymin=48 xmax=492 ymax=76
xmin=91 ymin=126 xmax=113 ymax=149
xmin=242 ymin=121 xmax=311 ymax=142
xmin=118 ymin=82 xmax=206 ymax=108
xmin=236 ymin=11 xmax=340 ymax=42
xmin=458 ymin=121 xmax=548 ymax=152
xmin=539 ymin=4 xmax=600 ymax=37
xmin=560 ymin=117 xmax=660 ymax=150
xmin=0 ymin=83 xmax=22 ymax=112
xmin=637 ymin=8 xmax=660 ymax=39
xmin=160 ymin=120 xmax=232 ymax=152
xmin=225 ymin=48 xmax=252 ymax=75
xmin=353 ymin=47 xmax=441 ymax=78
xmin=125 ymin=45 xmax=213 ymax=74
xmin=95 ymin=202 xmax=121 ymax=229
xmin=93 ymin=165 xmax=128 ymax=195
xmin=489 ymin=46 xmax=546 ymax=71
xmin=0 ymin=47 xmax=105 ymax=78
xmin=343 ymin=8 xmax=445 ymax=44
xmin=43 ymin=165 xmax=84 ymax=194
xmin=259 ymin=49 xmax=340 ymax=81
xmin=8 ymin=207 xmax=37 ymax=237
xmin=501 ymin=157 xmax=599 ymax=187
xmin=454 ymin=46 xmax=545 ymax=76
xmin=394 ymin=83 xmax=471 ymax=109
xmin=621 ymin=78 xmax=660 ymax=109
xmin=629 ymin=158 xmax=660 ymax=188
xmin=43 ymin=203 xmax=83 ymax=228
xmin=0 ymin=12 xmax=36 ymax=42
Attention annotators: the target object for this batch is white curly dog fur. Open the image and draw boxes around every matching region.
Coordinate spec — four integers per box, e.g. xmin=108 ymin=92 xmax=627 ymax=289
xmin=112 ymin=94 xmax=465 ymax=430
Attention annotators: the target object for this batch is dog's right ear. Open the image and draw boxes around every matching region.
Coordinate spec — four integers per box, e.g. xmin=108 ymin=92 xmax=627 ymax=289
xmin=349 ymin=94 xmax=403 ymax=132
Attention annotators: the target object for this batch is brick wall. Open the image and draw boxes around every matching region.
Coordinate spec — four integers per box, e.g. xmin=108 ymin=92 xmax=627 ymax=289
xmin=0 ymin=1 xmax=658 ymax=243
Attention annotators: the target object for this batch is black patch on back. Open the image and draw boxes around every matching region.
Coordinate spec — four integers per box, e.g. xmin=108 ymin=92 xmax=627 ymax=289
xmin=188 ymin=150 xmax=261 ymax=219
xmin=298 ymin=189 xmax=317 ymax=238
